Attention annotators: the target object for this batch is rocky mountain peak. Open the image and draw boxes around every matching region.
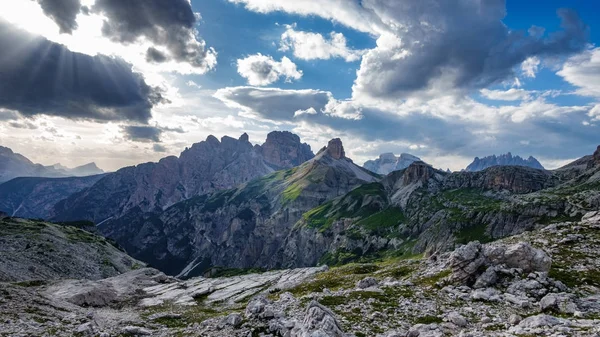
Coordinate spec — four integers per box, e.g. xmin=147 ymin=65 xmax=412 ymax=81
xmin=403 ymin=161 xmax=434 ymax=185
xmin=589 ymin=145 xmax=600 ymax=169
xmin=325 ymin=138 xmax=345 ymax=159
xmin=260 ymin=131 xmax=314 ymax=169
xmin=239 ymin=133 xmax=249 ymax=142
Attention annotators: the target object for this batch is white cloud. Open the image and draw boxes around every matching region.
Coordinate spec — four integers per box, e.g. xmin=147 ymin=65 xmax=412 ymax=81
xmin=280 ymin=26 xmax=366 ymax=62
xmin=590 ymin=104 xmax=600 ymax=121
xmin=521 ymin=57 xmax=541 ymax=78
xmin=186 ymin=80 xmax=202 ymax=89
xmin=480 ymin=88 xmax=531 ymax=101
xmin=557 ymin=48 xmax=600 ymax=98
xmin=237 ymin=54 xmax=303 ymax=86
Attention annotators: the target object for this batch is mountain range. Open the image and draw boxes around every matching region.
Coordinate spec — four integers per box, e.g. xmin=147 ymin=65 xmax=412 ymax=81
xmin=0 ymin=146 xmax=104 ymax=183
xmin=2 ymin=133 xmax=599 ymax=281
xmin=363 ymin=152 xmax=422 ymax=174
xmin=465 ymin=152 xmax=545 ymax=172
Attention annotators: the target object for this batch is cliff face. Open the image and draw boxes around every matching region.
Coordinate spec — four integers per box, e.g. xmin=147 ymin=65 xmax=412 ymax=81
xmin=466 ymin=153 xmax=545 ymax=172
xmin=259 ymin=131 xmax=314 ymax=169
xmin=51 ymin=132 xmax=314 ymax=224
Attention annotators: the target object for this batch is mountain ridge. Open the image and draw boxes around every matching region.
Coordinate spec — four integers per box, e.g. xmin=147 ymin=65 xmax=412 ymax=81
xmin=466 ymin=152 xmax=545 ymax=172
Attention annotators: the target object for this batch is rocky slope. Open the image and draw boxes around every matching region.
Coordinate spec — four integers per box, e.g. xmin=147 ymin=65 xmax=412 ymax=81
xmin=364 ymin=153 xmax=422 ymax=174
xmin=98 ymin=138 xmax=379 ymax=276
xmin=1 ymin=211 xmax=599 ymax=336
xmin=0 ymin=215 xmax=142 ymax=282
xmin=0 ymin=174 xmax=105 ymax=219
xmin=50 ymin=131 xmax=314 ymax=224
xmin=466 ymin=152 xmax=545 ymax=172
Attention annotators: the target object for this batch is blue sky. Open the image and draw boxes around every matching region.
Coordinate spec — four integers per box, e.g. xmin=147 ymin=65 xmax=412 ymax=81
xmin=0 ymin=0 xmax=599 ymax=171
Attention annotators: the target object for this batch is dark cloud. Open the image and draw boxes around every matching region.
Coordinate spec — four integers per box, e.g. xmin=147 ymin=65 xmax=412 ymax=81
xmin=122 ymin=125 xmax=185 ymax=143
xmin=353 ymin=3 xmax=589 ymax=99
xmin=0 ymin=20 xmax=165 ymax=123
xmin=153 ymin=144 xmax=167 ymax=152
xmin=9 ymin=121 xmax=38 ymax=129
xmin=36 ymin=0 xmax=81 ymax=34
xmin=0 ymin=109 xmax=20 ymax=121
xmin=215 ymin=87 xmax=331 ymax=121
xmin=93 ymin=0 xmax=216 ymax=70
xmin=122 ymin=126 xmax=163 ymax=142
xmin=146 ymin=47 xmax=168 ymax=63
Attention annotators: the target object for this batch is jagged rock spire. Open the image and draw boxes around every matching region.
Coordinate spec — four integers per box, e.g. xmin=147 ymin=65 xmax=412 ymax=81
xmin=326 ymin=138 xmax=345 ymax=159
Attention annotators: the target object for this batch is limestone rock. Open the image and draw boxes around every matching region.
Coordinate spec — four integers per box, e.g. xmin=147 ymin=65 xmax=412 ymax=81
xmin=484 ymin=242 xmax=551 ymax=273
xmin=356 ymin=277 xmax=378 ymax=289
xmin=291 ymin=301 xmax=345 ymax=337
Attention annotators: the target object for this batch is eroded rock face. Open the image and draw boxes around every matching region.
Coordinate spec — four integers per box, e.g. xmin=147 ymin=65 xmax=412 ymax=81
xmin=466 ymin=153 xmax=544 ymax=172
xmin=363 ymin=153 xmax=422 ymax=175
xmin=260 ymin=131 xmax=314 ymax=169
xmin=403 ymin=161 xmax=435 ymax=185
xmin=326 ymin=138 xmax=346 ymax=160
xmin=444 ymin=165 xmax=557 ymax=194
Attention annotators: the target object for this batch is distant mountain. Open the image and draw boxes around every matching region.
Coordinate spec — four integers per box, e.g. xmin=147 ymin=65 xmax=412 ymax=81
xmin=363 ymin=153 xmax=422 ymax=174
xmin=51 ymin=131 xmax=314 ymax=224
xmin=0 ymin=174 xmax=105 ymax=219
xmin=0 ymin=146 xmax=62 ymax=183
xmin=49 ymin=162 xmax=104 ymax=177
xmin=98 ymin=138 xmax=379 ymax=276
xmin=465 ymin=152 xmax=544 ymax=172
xmin=0 ymin=146 xmax=104 ymax=183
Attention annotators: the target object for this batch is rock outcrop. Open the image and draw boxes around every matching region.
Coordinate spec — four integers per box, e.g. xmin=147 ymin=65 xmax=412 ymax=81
xmin=466 ymin=152 xmax=545 ymax=172
xmin=364 ymin=152 xmax=422 ymax=174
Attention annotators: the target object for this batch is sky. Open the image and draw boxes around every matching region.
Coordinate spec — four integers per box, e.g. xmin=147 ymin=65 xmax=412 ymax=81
xmin=0 ymin=0 xmax=599 ymax=172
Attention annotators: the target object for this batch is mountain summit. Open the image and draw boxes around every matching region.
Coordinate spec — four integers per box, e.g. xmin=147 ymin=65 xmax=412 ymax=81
xmin=363 ymin=152 xmax=422 ymax=174
xmin=465 ymin=152 xmax=544 ymax=172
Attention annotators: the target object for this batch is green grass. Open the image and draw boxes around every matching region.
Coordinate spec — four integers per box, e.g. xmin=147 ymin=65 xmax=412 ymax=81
xmin=455 ymin=222 xmax=492 ymax=244
xmin=282 ymin=182 xmax=303 ymax=204
xmin=356 ymin=208 xmax=405 ymax=234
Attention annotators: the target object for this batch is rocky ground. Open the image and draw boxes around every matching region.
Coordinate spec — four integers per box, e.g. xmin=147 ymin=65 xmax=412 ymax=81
xmin=1 ymin=211 xmax=599 ymax=336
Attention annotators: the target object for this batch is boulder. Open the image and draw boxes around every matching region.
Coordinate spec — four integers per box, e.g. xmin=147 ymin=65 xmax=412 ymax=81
xmin=356 ymin=277 xmax=379 ymax=289
xmin=448 ymin=241 xmax=486 ymax=285
xmin=539 ymin=293 xmax=578 ymax=314
xmin=484 ymin=242 xmax=551 ymax=273
xmin=291 ymin=301 xmax=345 ymax=337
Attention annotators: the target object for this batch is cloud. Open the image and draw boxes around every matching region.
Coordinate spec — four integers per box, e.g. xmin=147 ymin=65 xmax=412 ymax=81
xmin=215 ymin=86 xmax=330 ymax=121
xmin=557 ymin=47 xmax=600 ymax=98
xmin=480 ymin=88 xmax=531 ymax=101
xmin=92 ymin=0 xmax=217 ymax=72
xmin=146 ymin=47 xmax=168 ymax=63
xmin=122 ymin=125 xmax=162 ymax=142
xmin=521 ymin=57 xmax=541 ymax=78
xmin=280 ymin=26 xmax=366 ymax=62
xmin=153 ymin=143 xmax=167 ymax=152
xmin=0 ymin=20 xmax=166 ymax=123
xmin=232 ymin=1 xmax=589 ymax=102
xmin=236 ymin=54 xmax=302 ymax=86
xmin=121 ymin=124 xmax=185 ymax=143
xmin=215 ymin=86 xmax=599 ymax=165
xmin=35 ymin=0 xmax=81 ymax=34
xmin=9 ymin=121 xmax=38 ymax=130
xmin=352 ymin=6 xmax=589 ymax=102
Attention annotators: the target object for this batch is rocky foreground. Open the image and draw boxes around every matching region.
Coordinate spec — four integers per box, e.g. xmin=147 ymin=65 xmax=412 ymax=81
xmin=0 ymin=211 xmax=599 ymax=336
